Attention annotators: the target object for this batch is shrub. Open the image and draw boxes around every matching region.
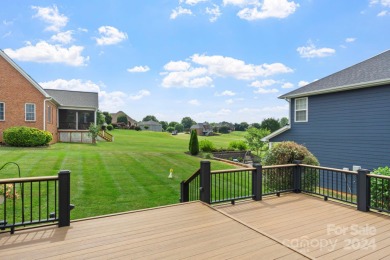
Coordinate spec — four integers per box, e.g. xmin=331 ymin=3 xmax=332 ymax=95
xmin=107 ymin=124 xmax=113 ymax=131
xmin=199 ymin=139 xmax=216 ymax=152
xmin=189 ymin=129 xmax=199 ymax=155
xmin=166 ymin=126 xmax=174 ymax=133
xmin=262 ymin=141 xmax=319 ymax=194
xmin=228 ymin=140 xmax=248 ymax=151
xmin=262 ymin=141 xmax=319 ymax=166
xmin=3 ymin=126 xmax=52 ymax=147
xmin=134 ymin=126 xmax=141 ymax=131
xmin=371 ymin=166 xmax=390 ymax=211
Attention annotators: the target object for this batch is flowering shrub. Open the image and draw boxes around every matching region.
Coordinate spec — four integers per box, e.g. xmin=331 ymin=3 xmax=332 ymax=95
xmin=0 ymin=184 xmax=19 ymax=200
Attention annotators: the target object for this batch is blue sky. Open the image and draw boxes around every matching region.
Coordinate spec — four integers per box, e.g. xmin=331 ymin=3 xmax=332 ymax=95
xmin=1 ymin=0 xmax=389 ymax=123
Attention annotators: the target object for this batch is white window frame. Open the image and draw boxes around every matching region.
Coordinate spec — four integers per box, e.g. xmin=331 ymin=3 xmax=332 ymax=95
xmin=0 ymin=102 xmax=4 ymax=121
xmin=295 ymin=97 xmax=308 ymax=122
xmin=25 ymin=103 xmax=36 ymax=121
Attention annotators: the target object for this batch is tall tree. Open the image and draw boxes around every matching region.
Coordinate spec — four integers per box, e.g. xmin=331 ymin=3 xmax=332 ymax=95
xmin=142 ymin=115 xmax=158 ymax=122
xmin=168 ymin=121 xmax=178 ymax=128
xmin=239 ymin=122 xmax=249 ymax=131
xmin=244 ymin=127 xmax=270 ymax=156
xmin=175 ymin=123 xmax=184 ymax=133
xmin=160 ymin=121 xmax=168 ymax=131
xmin=117 ymin=115 xmax=128 ymax=124
xmin=181 ymin=117 xmax=196 ymax=131
xmin=260 ymin=118 xmax=281 ymax=133
xmin=103 ymin=112 xmax=112 ymax=124
xmin=189 ymin=129 xmax=199 ymax=155
xmin=280 ymin=117 xmax=289 ymax=127
xmin=251 ymin=123 xmax=261 ymax=129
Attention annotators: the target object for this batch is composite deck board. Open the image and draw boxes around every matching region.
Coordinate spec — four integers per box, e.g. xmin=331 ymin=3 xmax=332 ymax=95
xmin=0 ymin=201 xmax=307 ymax=259
xmin=215 ymin=193 xmax=390 ymax=259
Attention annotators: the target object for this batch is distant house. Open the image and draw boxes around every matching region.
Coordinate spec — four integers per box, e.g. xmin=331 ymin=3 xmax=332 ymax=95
xmin=263 ymin=50 xmax=390 ymax=170
xmin=0 ymin=50 xmax=98 ymax=144
xmin=138 ymin=120 xmax=162 ymax=132
xmin=190 ymin=122 xmax=213 ymax=136
xmin=111 ymin=111 xmax=137 ymax=128
xmin=214 ymin=122 xmax=235 ymax=132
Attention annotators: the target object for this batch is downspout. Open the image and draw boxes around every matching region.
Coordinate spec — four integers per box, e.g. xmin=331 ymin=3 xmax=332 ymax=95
xmin=43 ymin=97 xmax=53 ymax=131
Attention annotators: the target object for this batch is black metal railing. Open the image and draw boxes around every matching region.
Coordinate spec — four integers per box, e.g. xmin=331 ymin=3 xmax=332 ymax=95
xmin=210 ymin=168 xmax=254 ymax=203
xmin=368 ymin=173 xmax=390 ymax=213
xmin=262 ymin=165 xmax=295 ymax=196
xmin=180 ymin=169 xmax=200 ymax=202
xmin=300 ymin=165 xmax=357 ymax=204
xmin=0 ymin=170 xmax=73 ymax=234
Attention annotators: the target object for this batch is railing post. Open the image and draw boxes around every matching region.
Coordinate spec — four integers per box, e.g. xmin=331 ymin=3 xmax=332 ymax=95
xmin=199 ymin=161 xmax=211 ymax=204
xmin=293 ymin=160 xmax=301 ymax=193
xmin=58 ymin=170 xmax=71 ymax=227
xmin=357 ymin=169 xmax=370 ymax=212
xmin=252 ymin=164 xmax=262 ymax=201
xmin=180 ymin=181 xmax=189 ymax=202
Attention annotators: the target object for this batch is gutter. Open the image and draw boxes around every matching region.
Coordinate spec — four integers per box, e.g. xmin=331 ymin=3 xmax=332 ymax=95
xmin=43 ymin=97 xmax=53 ymax=131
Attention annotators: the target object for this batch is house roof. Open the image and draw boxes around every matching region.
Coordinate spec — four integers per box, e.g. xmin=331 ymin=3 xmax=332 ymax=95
xmin=44 ymin=89 xmax=98 ymax=110
xmin=0 ymin=50 xmax=50 ymax=98
xmin=138 ymin=120 xmax=161 ymax=126
xmin=279 ymin=49 xmax=390 ymax=99
xmin=111 ymin=111 xmax=137 ymax=124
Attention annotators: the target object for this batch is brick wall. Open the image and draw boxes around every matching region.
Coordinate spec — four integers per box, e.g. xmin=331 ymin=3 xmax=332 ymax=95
xmin=0 ymin=55 xmax=58 ymax=143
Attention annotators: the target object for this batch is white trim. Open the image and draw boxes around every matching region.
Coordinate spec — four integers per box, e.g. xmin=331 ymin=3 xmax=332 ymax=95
xmin=280 ymin=79 xmax=390 ymax=99
xmin=0 ymin=102 xmax=5 ymax=121
xmin=25 ymin=103 xmax=36 ymax=121
xmin=294 ymin=97 xmax=308 ymax=123
xmin=261 ymin=125 xmax=291 ymax=142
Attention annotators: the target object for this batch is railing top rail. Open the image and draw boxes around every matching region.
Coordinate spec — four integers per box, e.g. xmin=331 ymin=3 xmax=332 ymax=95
xmin=367 ymin=173 xmax=390 ymax=180
xmin=211 ymin=168 xmax=255 ymax=174
xmin=263 ymin=164 xmax=296 ymax=169
xmin=299 ymin=164 xmax=358 ymax=175
xmin=184 ymin=169 xmax=200 ymax=184
xmin=0 ymin=176 xmax=58 ymax=184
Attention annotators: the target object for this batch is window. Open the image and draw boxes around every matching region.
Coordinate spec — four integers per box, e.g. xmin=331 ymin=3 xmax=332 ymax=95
xmin=25 ymin=103 xmax=36 ymax=121
xmin=295 ymin=97 xmax=308 ymax=122
xmin=47 ymin=105 xmax=52 ymax=124
xmin=0 ymin=102 xmax=4 ymax=121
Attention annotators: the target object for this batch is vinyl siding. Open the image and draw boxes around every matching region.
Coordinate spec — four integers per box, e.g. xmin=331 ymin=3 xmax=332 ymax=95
xmin=270 ymin=84 xmax=390 ymax=170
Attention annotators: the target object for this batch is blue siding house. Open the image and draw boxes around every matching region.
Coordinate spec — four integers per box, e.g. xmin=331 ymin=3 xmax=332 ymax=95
xmin=264 ymin=50 xmax=390 ymax=171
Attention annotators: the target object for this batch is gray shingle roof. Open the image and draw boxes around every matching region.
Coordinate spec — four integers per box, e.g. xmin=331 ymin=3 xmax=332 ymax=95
xmin=44 ymin=89 xmax=98 ymax=109
xmin=279 ymin=50 xmax=390 ymax=99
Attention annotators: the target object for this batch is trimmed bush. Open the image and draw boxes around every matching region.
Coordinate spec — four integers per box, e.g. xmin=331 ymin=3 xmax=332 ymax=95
xmin=199 ymin=139 xmax=216 ymax=152
xmin=228 ymin=140 xmax=248 ymax=151
xmin=262 ymin=141 xmax=319 ymax=166
xmin=189 ymin=129 xmax=199 ymax=155
xmin=134 ymin=126 xmax=141 ymax=131
xmin=107 ymin=124 xmax=113 ymax=131
xmin=4 ymin=126 xmax=52 ymax=147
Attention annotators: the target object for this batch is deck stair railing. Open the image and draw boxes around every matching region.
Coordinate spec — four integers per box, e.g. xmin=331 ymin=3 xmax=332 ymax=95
xmin=98 ymin=131 xmax=114 ymax=142
xmin=181 ymin=161 xmax=390 ymax=214
xmin=0 ymin=170 xmax=74 ymax=234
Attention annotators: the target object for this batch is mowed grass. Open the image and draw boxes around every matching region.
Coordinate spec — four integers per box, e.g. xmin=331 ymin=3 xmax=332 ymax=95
xmin=0 ymin=130 xmax=245 ymax=219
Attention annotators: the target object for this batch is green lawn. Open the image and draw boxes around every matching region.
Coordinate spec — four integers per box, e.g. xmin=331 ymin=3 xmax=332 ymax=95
xmin=0 ymin=130 xmax=245 ymax=219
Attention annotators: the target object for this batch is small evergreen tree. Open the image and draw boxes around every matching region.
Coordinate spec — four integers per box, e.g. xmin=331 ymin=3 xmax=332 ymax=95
xmin=189 ymin=129 xmax=199 ymax=155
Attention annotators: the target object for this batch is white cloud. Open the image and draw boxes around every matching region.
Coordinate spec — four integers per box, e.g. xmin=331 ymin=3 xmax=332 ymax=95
xmin=370 ymin=0 xmax=390 ymax=7
xmin=191 ymin=54 xmax=292 ymax=80
xmin=129 ymin=89 xmax=151 ymax=100
xmin=206 ymin=4 xmax=222 ymax=22
xmin=216 ymin=90 xmax=236 ymax=96
xmin=162 ymin=67 xmax=213 ymax=88
xmin=4 ymin=41 xmax=89 ymax=66
xmin=250 ymin=79 xmax=277 ymax=87
xmin=127 ymin=66 xmax=150 ymax=73
xmin=225 ymin=99 xmax=234 ymax=104
xmin=95 ymin=26 xmax=128 ymax=46
xmin=32 ymin=5 xmax=68 ymax=32
xmin=254 ymin=88 xmax=279 ymax=94
xmin=181 ymin=0 xmax=208 ymax=5
xmin=51 ymin=30 xmax=74 ymax=44
xmin=345 ymin=38 xmax=356 ymax=43
xmin=188 ymin=99 xmax=201 ymax=106
xmin=170 ymin=6 xmax=193 ymax=19
xmin=298 ymin=80 xmax=309 ymax=87
xmin=297 ymin=43 xmax=335 ymax=58
xmin=223 ymin=0 xmax=259 ymax=6
xmin=39 ymin=78 xmax=128 ymax=112
xmin=378 ymin=10 xmax=389 ymax=16
xmin=281 ymin=82 xmax=293 ymax=89
xmin=164 ymin=61 xmax=191 ymax=71
xmin=237 ymin=0 xmax=299 ymax=20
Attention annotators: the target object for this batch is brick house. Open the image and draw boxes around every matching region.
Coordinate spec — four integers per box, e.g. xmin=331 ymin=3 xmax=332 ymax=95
xmin=0 ymin=50 xmax=98 ymax=143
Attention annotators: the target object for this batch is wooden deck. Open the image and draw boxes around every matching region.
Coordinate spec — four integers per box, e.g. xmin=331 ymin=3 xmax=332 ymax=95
xmin=0 ymin=193 xmax=389 ymax=259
